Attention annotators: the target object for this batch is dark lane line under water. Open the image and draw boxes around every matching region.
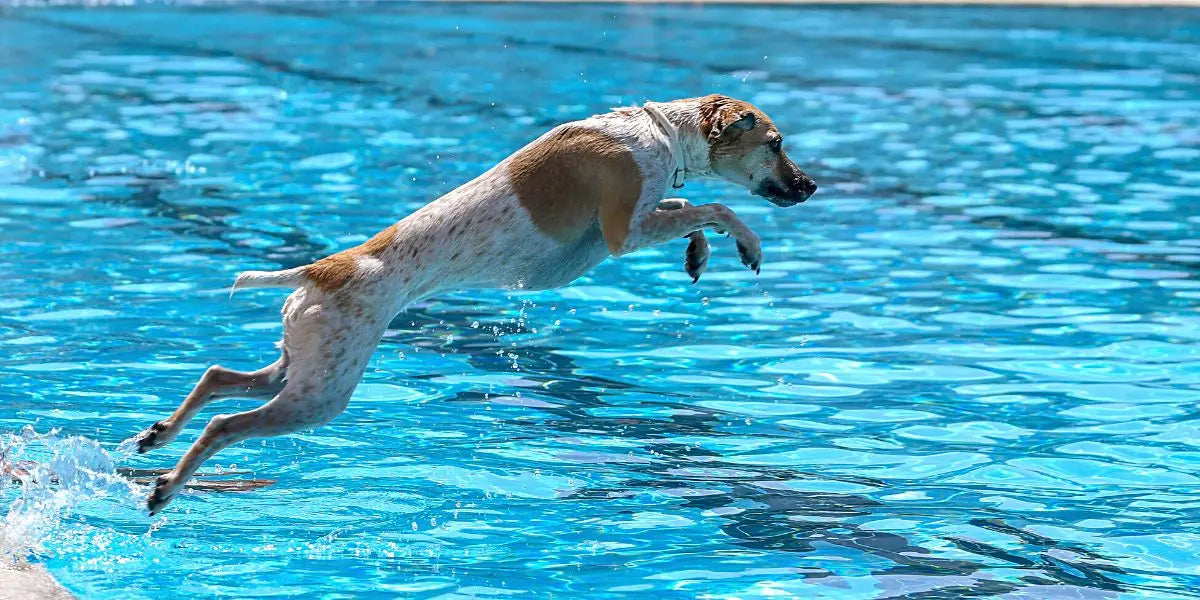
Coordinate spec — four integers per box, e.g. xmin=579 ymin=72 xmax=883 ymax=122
xmin=1 ymin=3 xmax=1199 ymax=599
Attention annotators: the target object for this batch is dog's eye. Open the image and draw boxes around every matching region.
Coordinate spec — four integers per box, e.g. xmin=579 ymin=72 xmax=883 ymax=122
xmin=768 ymin=138 xmax=782 ymax=152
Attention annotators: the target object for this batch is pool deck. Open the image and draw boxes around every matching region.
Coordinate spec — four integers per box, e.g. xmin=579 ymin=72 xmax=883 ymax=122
xmin=0 ymin=563 xmax=73 ymax=600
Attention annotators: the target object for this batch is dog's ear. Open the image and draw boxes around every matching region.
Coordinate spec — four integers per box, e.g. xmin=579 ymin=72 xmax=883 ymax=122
xmin=710 ymin=111 xmax=756 ymax=143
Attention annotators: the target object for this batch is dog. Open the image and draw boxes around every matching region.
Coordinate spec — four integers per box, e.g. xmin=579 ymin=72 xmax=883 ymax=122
xmin=136 ymin=94 xmax=817 ymax=514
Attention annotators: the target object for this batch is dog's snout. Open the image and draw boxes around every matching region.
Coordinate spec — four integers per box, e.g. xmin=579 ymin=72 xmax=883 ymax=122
xmin=801 ymin=177 xmax=817 ymax=196
xmin=783 ymin=160 xmax=816 ymax=203
xmin=793 ymin=176 xmax=817 ymax=202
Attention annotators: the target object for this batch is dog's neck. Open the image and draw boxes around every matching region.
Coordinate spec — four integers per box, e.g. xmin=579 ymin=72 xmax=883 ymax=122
xmin=642 ymin=100 xmax=712 ymax=188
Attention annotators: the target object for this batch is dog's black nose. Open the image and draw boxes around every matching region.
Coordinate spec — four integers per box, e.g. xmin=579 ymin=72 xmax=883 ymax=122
xmin=792 ymin=177 xmax=816 ymax=202
xmin=802 ymin=178 xmax=818 ymax=196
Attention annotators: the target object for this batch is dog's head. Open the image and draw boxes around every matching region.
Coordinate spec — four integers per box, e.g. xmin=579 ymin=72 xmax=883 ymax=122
xmin=698 ymin=95 xmax=817 ymax=207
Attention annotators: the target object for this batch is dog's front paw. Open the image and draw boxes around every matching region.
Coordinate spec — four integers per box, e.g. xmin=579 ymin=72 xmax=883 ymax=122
xmin=685 ymin=231 xmax=710 ymax=283
xmin=136 ymin=421 xmax=173 ymax=454
xmin=147 ymin=474 xmax=178 ymax=515
xmin=735 ymin=232 xmax=762 ymax=274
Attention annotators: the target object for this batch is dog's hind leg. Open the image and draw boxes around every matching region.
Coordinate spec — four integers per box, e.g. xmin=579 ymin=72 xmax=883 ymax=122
xmin=146 ymin=368 xmax=362 ymax=514
xmin=135 ymin=356 xmax=288 ymax=454
xmin=146 ymin=302 xmax=388 ymax=514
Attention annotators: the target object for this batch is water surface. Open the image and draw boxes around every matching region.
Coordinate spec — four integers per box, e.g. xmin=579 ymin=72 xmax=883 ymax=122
xmin=1 ymin=3 xmax=1199 ymax=599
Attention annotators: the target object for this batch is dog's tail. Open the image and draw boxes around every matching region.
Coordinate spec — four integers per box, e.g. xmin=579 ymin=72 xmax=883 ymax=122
xmin=231 ymin=266 xmax=306 ymax=296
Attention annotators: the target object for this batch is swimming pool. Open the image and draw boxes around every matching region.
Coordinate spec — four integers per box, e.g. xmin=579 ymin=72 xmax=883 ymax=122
xmin=2 ymin=2 xmax=1199 ymax=598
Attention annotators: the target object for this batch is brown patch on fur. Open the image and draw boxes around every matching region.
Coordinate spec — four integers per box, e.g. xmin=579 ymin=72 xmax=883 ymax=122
xmin=694 ymin=94 xmax=783 ymax=185
xmin=697 ymin=95 xmax=732 ymax=139
xmin=696 ymin=94 xmax=776 ymax=143
xmin=507 ymin=125 xmax=642 ymax=254
xmin=305 ymin=226 xmax=398 ymax=291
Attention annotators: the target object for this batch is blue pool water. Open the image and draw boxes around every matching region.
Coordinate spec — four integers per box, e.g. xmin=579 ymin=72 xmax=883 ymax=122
xmin=2 ymin=3 xmax=1199 ymax=598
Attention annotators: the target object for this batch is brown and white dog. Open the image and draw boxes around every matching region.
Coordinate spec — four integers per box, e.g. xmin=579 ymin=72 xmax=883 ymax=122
xmin=136 ymin=94 xmax=817 ymax=514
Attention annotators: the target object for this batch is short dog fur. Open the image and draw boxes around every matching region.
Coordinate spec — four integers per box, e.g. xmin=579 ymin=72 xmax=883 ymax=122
xmin=137 ymin=94 xmax=817 ymax=514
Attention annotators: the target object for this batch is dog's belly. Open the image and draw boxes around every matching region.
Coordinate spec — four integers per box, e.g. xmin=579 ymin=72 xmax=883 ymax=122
xmin=508 ymin=224 xmax=609 ymax=290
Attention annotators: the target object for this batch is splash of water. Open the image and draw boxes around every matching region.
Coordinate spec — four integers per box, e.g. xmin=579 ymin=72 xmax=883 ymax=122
xmin=1 ymin=427 xmax=146 ymax=565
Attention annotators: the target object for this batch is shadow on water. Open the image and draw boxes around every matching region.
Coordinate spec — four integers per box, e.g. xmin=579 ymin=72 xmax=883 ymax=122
xmin=80 ymin=175 xmax=333 ymax=265
xmin=410 ymin=325 xmax=1142 ymax=597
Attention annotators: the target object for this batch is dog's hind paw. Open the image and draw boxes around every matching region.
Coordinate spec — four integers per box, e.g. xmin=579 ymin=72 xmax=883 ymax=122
xmin=147 ymin=475 xmax=177 ymax=515
xmin=136 ymin=421 xmax=171 ymax=454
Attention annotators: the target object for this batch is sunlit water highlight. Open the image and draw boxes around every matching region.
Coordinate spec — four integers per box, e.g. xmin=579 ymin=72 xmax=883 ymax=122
xmin=1 ymin=3 xmax=1199 ymax=599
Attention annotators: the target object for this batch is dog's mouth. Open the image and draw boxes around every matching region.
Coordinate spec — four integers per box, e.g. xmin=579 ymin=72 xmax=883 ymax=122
xmin=755 ymin=181 xmax=810 ymax=207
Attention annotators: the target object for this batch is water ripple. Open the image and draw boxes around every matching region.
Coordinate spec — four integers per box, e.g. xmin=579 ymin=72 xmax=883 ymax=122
xmin=2 ymin=3 xmax=1199 ymax=599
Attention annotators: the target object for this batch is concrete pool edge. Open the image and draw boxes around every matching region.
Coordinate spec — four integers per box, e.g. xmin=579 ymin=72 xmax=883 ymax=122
xmin=0 ymin=562 xmax=74 ymax=600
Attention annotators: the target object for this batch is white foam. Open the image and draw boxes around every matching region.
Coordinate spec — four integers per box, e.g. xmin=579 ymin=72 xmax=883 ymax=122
xmin=1 ymin=427 xmax=145 ymax=564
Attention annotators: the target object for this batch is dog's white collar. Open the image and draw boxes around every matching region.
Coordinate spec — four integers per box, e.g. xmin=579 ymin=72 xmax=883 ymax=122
xmin=644 ymin=102 xmax=686 ymax=189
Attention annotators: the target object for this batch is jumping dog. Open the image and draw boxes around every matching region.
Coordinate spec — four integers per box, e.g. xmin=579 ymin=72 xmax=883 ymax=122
xmin=136 ymin=94 xmax=817 ymax=513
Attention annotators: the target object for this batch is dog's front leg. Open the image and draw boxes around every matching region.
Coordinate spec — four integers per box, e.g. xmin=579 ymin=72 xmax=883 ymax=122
xmin=620 ymin=202 xmax=761 ymax=273
xmin=658 ymin=198 xmax=709 ymax=282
